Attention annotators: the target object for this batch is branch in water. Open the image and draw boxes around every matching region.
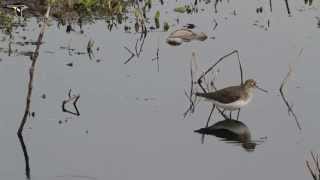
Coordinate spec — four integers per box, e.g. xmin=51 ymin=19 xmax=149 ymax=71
xmin=62 ymin=89 xmax=81 ymax=116
xmin=17 ymin=5 xmax=51 ymax=180
xmin=197 ymin=50 xmax=243 ymax=90
xmin=123 ymin=46 xmax=135 ymax=64
xmin=284 ymin=0 xmax=291 ymax=16
xmin=306 ymin=151 xmax=320 ymax=180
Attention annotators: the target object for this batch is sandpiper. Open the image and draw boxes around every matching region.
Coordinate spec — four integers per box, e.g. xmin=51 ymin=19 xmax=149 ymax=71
xmin=195 ymin=79 xmax=267 ymax=119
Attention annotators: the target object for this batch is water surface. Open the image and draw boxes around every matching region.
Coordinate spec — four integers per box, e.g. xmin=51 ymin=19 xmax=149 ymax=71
xmin=0 ymin=1 xmax=319 ymax=180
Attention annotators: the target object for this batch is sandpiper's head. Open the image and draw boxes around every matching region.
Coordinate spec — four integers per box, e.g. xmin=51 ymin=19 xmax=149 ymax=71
xmin=244 ymin=79 xmax=257 ymax=89
xmin=244 ymin=79 xmax=268 ymax=93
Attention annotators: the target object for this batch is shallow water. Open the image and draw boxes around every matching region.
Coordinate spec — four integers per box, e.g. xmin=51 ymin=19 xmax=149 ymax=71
xmin=0 ymin=1 xmax=320 ymax=180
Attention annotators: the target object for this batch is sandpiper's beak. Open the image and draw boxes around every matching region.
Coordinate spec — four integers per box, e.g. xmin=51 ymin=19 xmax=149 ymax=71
xmin=255 ymin=85 xmax=268 ymax=93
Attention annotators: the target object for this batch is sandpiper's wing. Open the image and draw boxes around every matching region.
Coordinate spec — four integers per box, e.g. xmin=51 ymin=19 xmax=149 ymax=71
xmin=196 ymin=86 xmax=242 ymax=104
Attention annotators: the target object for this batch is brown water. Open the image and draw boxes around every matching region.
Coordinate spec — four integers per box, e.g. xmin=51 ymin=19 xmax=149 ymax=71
xmin=0 ymin=1 xmax=319 ymax=180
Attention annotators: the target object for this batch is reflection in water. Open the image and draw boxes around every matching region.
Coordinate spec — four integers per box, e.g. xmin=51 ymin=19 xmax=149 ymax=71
xmin=17 ymin=133 xmax=30 ymax=179
xmin=194 ymin=119 xmax=259 ymax=152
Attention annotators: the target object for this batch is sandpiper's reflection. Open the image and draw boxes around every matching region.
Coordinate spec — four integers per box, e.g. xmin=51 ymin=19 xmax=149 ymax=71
xmin=194 ymin=119 xmax=259 ymax=152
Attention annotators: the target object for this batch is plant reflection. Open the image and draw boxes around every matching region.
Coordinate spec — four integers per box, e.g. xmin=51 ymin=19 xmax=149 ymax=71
xmin=194 ymin=119 xmax=264 ymax=152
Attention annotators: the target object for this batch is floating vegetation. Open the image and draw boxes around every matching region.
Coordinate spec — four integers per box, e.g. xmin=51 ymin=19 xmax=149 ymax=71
xmin=194 ymin=119 xmax=262 ymax=152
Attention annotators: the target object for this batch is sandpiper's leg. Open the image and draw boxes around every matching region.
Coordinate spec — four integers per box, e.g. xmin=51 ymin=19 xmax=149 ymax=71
xmin=229 ymin=111 xmax=232 ymax=119
xmin=236 ymin=109 xmax=241 ymax=120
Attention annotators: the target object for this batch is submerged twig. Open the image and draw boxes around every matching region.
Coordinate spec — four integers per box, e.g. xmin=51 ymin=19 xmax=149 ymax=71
xmin=123 ymin=46 xmax=135 ymax=64
xmin=197 ymin=50 xmax=244 ymax=91
xmin=183 ymin=90 xmax=194 ymax=118
xmin=212 ymin=19 xmax=218 ymax=31
xmin=87 ymin=39 xmax=95 ymax=60
xmin=134 ymin=37 xmax=139 ymax=56
xmin=8 ymin=40 xmax=12 ymax=56
xmin=284 ymin=0 xmax=291 ymax=16
xmin=214 ymin=0 xmax=219 ymax=13
xmin=183 ymin=52 xmax=198 ymax=118
xmin=123 ymin=31 xmax=147 ymax=64
xmin=136 ymin=34 xmax=146 ymax=57
xmin=62 ymin=89 xmax=80 ymax=116
xmin=17 ymin=5 xmax=51 ymax=180
xmin=17 ymin=135 xmax=30 ymax=178
xmin=151 ymin=38 xmax=160 ymax=72
xmin=306 ymin=151 xmax=320 ymax=180
xmin=279 ymin=65 xmax=301 ymax=131
xmin=201 ymin=104 xmax=215 ymax=144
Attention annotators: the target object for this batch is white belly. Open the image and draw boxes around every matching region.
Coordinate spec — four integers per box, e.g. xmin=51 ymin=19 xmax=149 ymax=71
xmin=208 ymin=96 xmax=252 ymax=111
